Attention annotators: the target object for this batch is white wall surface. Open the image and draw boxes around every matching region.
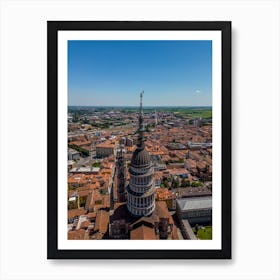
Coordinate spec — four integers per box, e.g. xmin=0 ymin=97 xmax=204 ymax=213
xmin=0 ymin=0 xmax=279 ymax=279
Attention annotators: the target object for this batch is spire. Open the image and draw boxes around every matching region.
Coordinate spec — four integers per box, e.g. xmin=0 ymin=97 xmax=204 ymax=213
xmin=140 ymin=91 xmax=143 ymax=115
xmin=154 ymin=108 xmax=158 ymax=126
xmin=137 ymin=91 xmax=145 ymax=149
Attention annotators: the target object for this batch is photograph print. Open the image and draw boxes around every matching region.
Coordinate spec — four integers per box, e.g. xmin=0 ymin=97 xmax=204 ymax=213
xmin=48 ymin=21 xmax=231 ymax=259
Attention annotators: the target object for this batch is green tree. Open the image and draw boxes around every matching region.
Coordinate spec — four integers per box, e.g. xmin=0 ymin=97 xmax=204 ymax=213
xmin=162 ymin=177 xmax=169 ymax=188
xmin=79 ymin=196 xmax=86 ymax=208
xmin=68 ymin=144 xmax=89 ymax=157
xmin=194 ymin=224 xmax=199 ymax=234
xmin=171 ymin=177 xmax=180 ymax=189
xmin=191 ymin=181 xmax=203 ymax=187
xmin=181 ymin=178 xmax=191 ymax=188
xmin=72 ymin=113 xmax=79 ymax=123
xmin=181 ymin=178 xmax=187 ymax=188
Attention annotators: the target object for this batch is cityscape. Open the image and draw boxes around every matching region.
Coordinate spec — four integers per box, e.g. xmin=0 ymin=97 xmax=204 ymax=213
xmin=67 ymin=94 xmax=212 ymax=240
xmin=67 ymin=40 xmax=212 ymax=240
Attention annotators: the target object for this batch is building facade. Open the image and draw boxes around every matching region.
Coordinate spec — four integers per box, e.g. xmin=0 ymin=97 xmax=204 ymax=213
xmin=68 ymin=148 xmax=80 ymax=160
xmin=96 ymin=143 xmax=115 ymax=158
xmin=176 ymin=196 xmax=212 ymax=225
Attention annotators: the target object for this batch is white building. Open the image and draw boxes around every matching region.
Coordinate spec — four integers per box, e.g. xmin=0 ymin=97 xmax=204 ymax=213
xmin=176 ymin=196 xmax=212 ymax=225
xmin=96 ymin=143 xmax=115 ymax=157
xmin=68 ymin=148 xmax=80 ymax=160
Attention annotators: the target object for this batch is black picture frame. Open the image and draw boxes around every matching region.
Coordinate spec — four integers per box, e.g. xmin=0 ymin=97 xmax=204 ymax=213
xmin=47 ymin=21 xmax=231 ymax=259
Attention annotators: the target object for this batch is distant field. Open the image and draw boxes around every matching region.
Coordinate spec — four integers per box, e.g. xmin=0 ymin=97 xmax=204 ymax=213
xmin=68 ymin=106 xmax=212 ymax=119
xmin=173 ymin=109 xmax=212 ymax=119
xmin=196 ymin=226 xmax=212 ymax=240
xmin=120 ymin=107 xmax=212 ymax=118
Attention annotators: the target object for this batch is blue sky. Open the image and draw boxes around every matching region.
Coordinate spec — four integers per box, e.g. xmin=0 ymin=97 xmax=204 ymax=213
xmin=68 ymin=40 xmax=212 ymax=106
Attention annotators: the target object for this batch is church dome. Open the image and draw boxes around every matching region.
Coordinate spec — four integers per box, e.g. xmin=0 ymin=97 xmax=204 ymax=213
xmin=130 ymin=147 xmax=151 ymax=167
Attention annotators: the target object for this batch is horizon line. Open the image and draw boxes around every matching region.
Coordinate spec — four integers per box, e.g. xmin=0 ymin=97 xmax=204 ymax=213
xmin=68 ymin=105 xmax=212 ymax=107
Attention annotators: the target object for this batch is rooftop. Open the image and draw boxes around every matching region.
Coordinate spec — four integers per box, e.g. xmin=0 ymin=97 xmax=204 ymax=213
xmin=94 ymin=210 xmax=110 ymax=234
xmin=68 ymin=229 xmax=86 ymax=240
xmin=130 ymin=224 xmax=157 ymax=240
xmin=68 ymin=208 xmax=86 ymax=219
xmin=70 ymin=167 xmax=100 ymax=173
xmin=177 ymin=196 xmax=212 ymax=211
xmin=96 ymin=143 xmax=115 ymax=148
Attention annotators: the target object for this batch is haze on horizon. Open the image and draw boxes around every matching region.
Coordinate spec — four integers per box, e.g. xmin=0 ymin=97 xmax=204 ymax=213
xmin=68 ymin=40 xmax=212 ymax=107
xmin=68 ymin=105 xmax=212 ymax=108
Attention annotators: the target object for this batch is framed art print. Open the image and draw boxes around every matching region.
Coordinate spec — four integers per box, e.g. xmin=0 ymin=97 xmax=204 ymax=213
xmin=47 ymin=21 xmax=231 ymax=259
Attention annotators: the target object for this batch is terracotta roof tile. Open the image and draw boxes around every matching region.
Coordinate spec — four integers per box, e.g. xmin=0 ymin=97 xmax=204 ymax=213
xmin=80 ymin=220 xmax=90 ymax=229
xmin=68 ymin=229 xmax=86 ymax=240
xmin=94 ymin=210 xmax=109 ymax=234
xmin=130 ymin=224 xmax=158 ymax=240
xmin=68 ymin=208 xmax=86 ymax=219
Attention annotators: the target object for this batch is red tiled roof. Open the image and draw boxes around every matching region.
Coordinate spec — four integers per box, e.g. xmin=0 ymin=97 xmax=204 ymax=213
xmin=69 ymin=141 xmax=91 ymax=147
xmin=96 ymin=143 xmax=115 ymax=148
xmin=68 ymin=208 xmax=85 ymax=219
xmin=154 ymin=201 xmax=173 ymax=223
xmin=80 ymin=220 xmax=90 ymax=229
xmin=94 ymin=210 xmax=109 ymax=234
xmin=68 ymin=229 xmax=86 ymax=240
xmin=130 ymin=224 xmax=157 ymax=240
xmin=155 ymin=188 xmax=173 ymax=200
xmin=87 ymin=212 xmax=97 ymax=219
